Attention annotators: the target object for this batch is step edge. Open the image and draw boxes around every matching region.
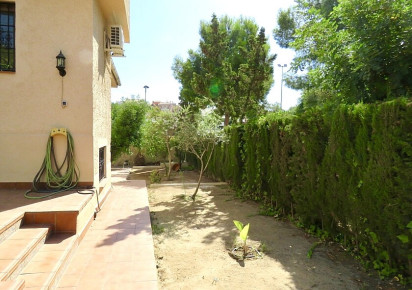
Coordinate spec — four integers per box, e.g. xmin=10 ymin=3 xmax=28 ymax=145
xmin=0 ymin=214 xmax=24 ymax=245
xmin=0 ymin=226 xmax=50 ymax=281
xmin=0 ymin=279 xmax=25 ymax=290
xmin=46 ymin=234 xmax=78 ymax=289
xmin=18 ymin=234 xmax=78 ymax=289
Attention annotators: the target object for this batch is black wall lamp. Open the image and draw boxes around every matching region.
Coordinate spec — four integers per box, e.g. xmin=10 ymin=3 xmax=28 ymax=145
xmin=56 ymin=50 xmax=66 ymax=77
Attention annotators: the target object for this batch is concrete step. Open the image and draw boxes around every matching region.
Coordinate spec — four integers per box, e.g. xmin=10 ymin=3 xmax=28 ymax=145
xmin=18 ymin=233 xmax=77 ymax=289
xmin=0 ymin=186 xmax=107 ymax=289
xmin=0 ymin=225 xmax=51 ymax=281
xmin=0 ymin=279 xmax=24 ymax=290
xmin=0 ymin=214 xmax=24 ymax=246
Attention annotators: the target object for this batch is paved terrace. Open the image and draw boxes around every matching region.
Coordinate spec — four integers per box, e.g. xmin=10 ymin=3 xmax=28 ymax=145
xmin=0 ymin=169 xmax=158 ymax=289
xmin=58 ymin=171 xmax=158 ymax=289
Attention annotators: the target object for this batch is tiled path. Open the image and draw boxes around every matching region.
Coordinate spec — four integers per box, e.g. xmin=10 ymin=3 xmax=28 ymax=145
xmin=58 ymin=177 xmax=158 ymax=289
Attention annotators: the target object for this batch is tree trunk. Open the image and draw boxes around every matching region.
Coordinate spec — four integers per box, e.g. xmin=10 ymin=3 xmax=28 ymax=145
xmin=166 ymin=143 xmax=172 ymax=181
xmin=224 ymin=114 xmax=230 ymax=126
xmin=191 ymin=160 xmax=203 ymax=200
xmin=167 ymin=155 xmax=172 ymax=181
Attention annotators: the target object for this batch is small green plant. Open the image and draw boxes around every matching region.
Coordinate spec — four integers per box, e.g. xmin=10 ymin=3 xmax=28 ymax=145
xmin=396 ymin=220 xmax=412 ymax=244
xmin=151 ymin=223 xmax=164 ymax=235
xmin=177 ymin=194 xmax=193 ymax=201
xmin=149 ymin=211 xmax=164 ymax=235
xmin=307 ymin=241 xmax=323 ymax=258
xmin=181 ymin=164 xmax=194 ymax=171
xmin=233 ymin=220 xmax=250 ymax=257
xmin=149 ymin=170 xmax=162 ymax=184
xmin=258 ymin=205 xmax=279 ymax=217
xmin=258 ymin=242 xmax=269 ymax=254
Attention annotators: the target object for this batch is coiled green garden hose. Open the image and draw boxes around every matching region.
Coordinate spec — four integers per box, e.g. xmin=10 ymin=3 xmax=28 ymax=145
xmin=24 ymin=129 xmax=80 ymax=199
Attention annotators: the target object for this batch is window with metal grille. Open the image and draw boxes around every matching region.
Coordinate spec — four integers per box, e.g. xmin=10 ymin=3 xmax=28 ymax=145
xmin=0 ymin=2 xmax=15 ymax=72
xmin=99 ymin=147 xmax=105 ymax=181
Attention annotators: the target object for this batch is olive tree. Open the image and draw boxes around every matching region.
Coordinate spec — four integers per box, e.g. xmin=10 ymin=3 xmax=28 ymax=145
xmin=175 ymin=107 xmax=225 ymax=200
xmin=141 ymin=107 xmax=179 ymax=180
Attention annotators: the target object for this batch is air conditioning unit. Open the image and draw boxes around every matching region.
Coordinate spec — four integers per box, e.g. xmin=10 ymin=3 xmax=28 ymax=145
xmin=108 ymin=25 xmax=124 ymax=57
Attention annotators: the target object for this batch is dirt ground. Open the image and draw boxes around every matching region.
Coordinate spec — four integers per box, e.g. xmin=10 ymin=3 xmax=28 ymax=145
xmin=128 ymin=166 xmax=405 ymax=290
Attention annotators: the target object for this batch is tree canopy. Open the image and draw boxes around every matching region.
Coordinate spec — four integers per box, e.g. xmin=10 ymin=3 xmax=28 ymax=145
xmin=141 ymin=107 xmax=180 ymax=180
xmin=111 ymin=100 xmax=149 ymax=160
xmin=173 ymin=14 xmax=276 ymax=125
xmin=274 ymin=0 xmax=412 ymax=109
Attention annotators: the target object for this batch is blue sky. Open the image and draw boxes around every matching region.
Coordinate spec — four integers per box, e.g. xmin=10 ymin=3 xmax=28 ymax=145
xmin=111 ymin=0 xmax=300 ymax=110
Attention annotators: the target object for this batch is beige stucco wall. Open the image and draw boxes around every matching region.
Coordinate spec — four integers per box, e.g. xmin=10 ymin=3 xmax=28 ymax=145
xmin=0 ymin=0 xmax=129 ymax=187
xmin=0 ymin=0 xmax=94 ymax=183
xmin=92 ymin=0 xmax=112 ymax=189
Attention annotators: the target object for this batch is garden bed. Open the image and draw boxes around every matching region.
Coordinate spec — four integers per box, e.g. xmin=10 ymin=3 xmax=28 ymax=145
xmin=128 ymin=168 xmax=405 ymax=289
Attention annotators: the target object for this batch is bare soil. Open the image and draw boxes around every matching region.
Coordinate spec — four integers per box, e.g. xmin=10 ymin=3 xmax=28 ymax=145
xmin=128 ymin=166 xmax=405 ymax=290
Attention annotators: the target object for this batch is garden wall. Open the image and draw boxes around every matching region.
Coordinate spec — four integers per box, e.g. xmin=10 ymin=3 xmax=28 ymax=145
xmin=199 ymin=99 xmax=411 ymax=278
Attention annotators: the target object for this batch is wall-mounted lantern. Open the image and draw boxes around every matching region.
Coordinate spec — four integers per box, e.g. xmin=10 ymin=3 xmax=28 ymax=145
xmin=56 ymin=50 xmax=66 ymax=77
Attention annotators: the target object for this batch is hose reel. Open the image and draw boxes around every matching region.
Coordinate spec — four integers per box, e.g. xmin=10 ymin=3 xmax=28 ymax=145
xmin=24 ymin=128 xmax=80 ymax=199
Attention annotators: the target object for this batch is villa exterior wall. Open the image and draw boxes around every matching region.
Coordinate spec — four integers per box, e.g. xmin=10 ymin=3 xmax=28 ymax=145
xmin=0 ymin=0 xmax=129 ymax=189
xmin=0 ymin=0 xmax=94 ymax=184
xmin=92 ymin=0 xmax=112 ymax=190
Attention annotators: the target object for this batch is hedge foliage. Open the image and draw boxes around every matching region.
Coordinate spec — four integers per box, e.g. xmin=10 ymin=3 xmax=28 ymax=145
xmin=204 ymin=99 xmax=412 ymax=278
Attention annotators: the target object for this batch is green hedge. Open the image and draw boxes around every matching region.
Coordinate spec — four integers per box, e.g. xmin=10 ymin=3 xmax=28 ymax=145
xmin=203 ymin=99 xmax=412 ymax=279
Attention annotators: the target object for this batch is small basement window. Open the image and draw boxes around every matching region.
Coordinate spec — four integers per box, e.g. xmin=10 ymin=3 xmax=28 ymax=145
xmin=99 ymin=147 xmax=105 ymax=181
xmin=0 ymin=2 xmax=15 ymax=71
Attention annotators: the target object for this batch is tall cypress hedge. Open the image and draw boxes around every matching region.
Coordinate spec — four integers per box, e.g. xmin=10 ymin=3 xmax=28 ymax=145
xmin=201 ymin=99 xmax=412 ymax=278
xmin=289 ymin=107 xmax=330 ymax=227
